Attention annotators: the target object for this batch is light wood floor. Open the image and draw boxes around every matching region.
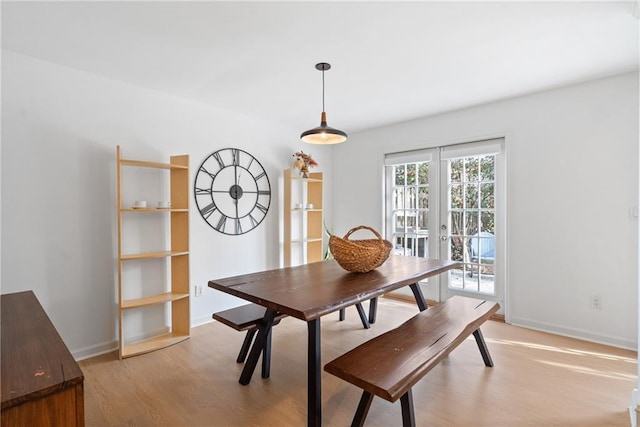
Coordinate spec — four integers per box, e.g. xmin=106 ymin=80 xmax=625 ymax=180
xmin=80 ymin=298 xmax=637 ymax=426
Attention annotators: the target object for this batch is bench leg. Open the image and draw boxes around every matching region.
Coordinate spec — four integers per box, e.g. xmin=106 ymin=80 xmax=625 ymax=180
xmin=409 ymin=283 xmax=428 ymax=311
xmin=472 ymin=328 xmax=494 ymax=367
xmin=237 ymin=329 xmax=257 ymax=363
xmin=339 ymin=308 xmax=346 ymax=321
xmin=368 ymin=297 xmax=378 ymax=324
xmin=355 ymin=303 xmax=370 ymax=329
xmin=351 ymin=391 xmax=374 ymax=427
xmin=239 ymin=309 xmax=277 ymax=386
xmin=400 ymin=389 xmax=416 ymax=427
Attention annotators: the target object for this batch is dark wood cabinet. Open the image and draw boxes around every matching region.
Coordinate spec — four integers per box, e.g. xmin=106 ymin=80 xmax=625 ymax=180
xmin=1 ymin=291 xmax=84 ymax=426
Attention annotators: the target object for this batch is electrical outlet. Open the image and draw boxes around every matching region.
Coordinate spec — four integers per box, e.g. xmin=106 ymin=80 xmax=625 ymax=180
xmin=590 ymin=294 xmax=602 ymax=310
xmin=195 ymin=285 xmax=203 ymax=298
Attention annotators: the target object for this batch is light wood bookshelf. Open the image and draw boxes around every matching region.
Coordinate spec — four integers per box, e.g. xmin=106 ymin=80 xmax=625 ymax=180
xmin=283 ymin=169 xmax=324 ymax=267
xmin=116 ymin=146 xmax=190 ymax=359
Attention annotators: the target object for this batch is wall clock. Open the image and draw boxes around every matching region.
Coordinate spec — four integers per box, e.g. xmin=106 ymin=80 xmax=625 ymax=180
xmin=194 ymin=148 xmax=271 ymax=235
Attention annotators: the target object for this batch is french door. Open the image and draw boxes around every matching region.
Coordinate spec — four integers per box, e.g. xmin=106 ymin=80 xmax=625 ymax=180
xmin=384 ymin=139 xmax=505 ymax=307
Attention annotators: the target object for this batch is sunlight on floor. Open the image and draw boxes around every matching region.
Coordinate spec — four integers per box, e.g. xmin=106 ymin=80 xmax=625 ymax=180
xmin=535 ymin=360 xmax=636 ymax=381
xmin=478 ymin=335 xmax=637 ymax=384
xmin=485 ymin=337 xmax=637 ymax=363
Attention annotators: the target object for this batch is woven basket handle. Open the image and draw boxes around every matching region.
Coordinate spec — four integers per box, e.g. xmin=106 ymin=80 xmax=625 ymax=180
xmin=343 ymin=225 xmax=383 ymax=241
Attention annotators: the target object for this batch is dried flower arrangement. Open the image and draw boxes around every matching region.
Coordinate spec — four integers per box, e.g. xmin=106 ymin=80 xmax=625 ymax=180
xmin=292 ymin=151 xmax=318 ymax=178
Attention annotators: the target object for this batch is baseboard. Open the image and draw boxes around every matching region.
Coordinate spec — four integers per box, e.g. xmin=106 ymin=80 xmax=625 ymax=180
xmin=73 ymin=340 xmax=118 ymax=361
xmin=192 ymin=316 xmax=215 ymax=328
xmin=510 ymin=316 xmax=636 ymax=350
xmin=72 ymin=326 xmax=173 ymax=361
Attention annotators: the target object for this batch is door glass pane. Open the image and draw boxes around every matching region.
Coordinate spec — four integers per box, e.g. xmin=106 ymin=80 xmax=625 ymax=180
xmin=480 ymin=183 xmax=494 ymax=208
xmin=465 ymin=211 xmax=478 ymax=235
xmin=465 ymin=183 xmax=478 ymax=208
xmin=450 ymin=237 xmax=464 ymax=262
xmin=394 ymin=212 xmax=405 ymax=230
xmin=450 ymin=211 xmax=463 ymax=236
xmin=395 ymin=165 xmax=405 ymax=185
xmin=465 ymin=157 xmax=479 ymax=181
xmin=406 ymin=164 xmax=416 ymax=184
xmin=480 ymin=156 xmax=495 ymax=180
xmin=418 ymin=210 xmax=429 ymax=230
xmin=418 ymin=163 xmax=429 ymax=184
xmin=451 ymin=184 xmax=463 ymax=208
xmin=407 ymin=187 xmax=416 ymax=209
xmin=406 ymin=211 xmax=416 ymax=229
xmin=481 ymin=211 xmax=494 ymax=233
xmin=450 ymin=159 xmax=462 ymax=182
xmin=394 ymin=188 xmax=405 ymax=209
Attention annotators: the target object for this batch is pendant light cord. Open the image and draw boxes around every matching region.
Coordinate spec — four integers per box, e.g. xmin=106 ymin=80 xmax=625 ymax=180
xmin=322 ymin=68 xmax=325 ymax=112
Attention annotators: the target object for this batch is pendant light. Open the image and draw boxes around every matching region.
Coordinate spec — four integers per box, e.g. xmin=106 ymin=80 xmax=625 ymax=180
xmin=300 ymin=62 xmax=347 ymax=144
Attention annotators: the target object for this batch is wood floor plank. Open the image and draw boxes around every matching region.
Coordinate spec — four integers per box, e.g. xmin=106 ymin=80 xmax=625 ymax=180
xmin=80 ymin=298 xmax=636 ymax=426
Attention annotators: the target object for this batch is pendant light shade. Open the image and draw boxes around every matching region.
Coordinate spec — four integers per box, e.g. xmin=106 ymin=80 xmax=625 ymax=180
xmin=300 ymin=63 xmax=347 ymax=145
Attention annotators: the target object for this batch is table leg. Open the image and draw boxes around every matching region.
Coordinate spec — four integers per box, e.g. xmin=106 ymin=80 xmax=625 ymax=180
xmin=239 ymin=309 xmax=277 ymax=386
xmin=261 ymin=326 xmax=273 ymax=378
xmin=409 ymin=283 xmax=428 ymax=312
xmin=368 ymin=297 xmax=378 ymax=324
xmin=355 ymin=303 xmax=370 ymax=329
xmin=308 ymin=318 xmax=321 ymax=427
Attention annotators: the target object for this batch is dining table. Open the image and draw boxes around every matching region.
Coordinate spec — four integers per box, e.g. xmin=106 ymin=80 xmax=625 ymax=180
xmin=208 ymin=255 xmax=460 ymax=427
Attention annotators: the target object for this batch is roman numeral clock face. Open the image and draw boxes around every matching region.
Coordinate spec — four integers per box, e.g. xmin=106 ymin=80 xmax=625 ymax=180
xmin=194 ymin=148 xmax=271 ymax=235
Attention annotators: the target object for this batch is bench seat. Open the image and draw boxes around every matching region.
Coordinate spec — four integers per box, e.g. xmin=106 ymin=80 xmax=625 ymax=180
xmin=213 ymin=303 xmax=287 ymax=332
xmin=324 ymin=296 xmax=499 ymax=426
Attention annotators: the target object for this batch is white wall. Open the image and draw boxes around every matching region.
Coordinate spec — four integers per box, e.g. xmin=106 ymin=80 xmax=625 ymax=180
xmin=1 ymin=51 xmax=334 ymax=358
xmin=332 ymin=72 xmax=639 ymax=349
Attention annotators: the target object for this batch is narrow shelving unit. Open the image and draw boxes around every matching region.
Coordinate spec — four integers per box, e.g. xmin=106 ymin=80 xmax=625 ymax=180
xmin=116 ymin=146 xmax=190 ymax=359
xmin=283 ymin=168 xmax=324 ymax=267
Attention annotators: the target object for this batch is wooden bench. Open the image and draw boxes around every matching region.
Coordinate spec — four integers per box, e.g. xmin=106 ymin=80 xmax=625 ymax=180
xmin=213 ymin=301 xmax=372 ymax=380
xmin=213 ymin=304 xmax=287 ymax=379
xmin=324 ymin=296 xmax=499 ymax=427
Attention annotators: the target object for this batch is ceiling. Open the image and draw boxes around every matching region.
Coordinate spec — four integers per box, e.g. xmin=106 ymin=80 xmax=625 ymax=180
xmin=2 ymin=1 xmax=638 ymax=134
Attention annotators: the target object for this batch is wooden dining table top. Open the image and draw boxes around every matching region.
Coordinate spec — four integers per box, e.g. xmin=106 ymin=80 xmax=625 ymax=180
xmin=208 ymin=255 xmax=460 ymax=321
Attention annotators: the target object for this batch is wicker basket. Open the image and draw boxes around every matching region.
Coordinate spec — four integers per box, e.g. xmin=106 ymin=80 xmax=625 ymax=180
xmin=329 ymin=225 xmax=393 ymax=273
